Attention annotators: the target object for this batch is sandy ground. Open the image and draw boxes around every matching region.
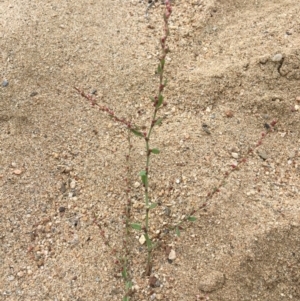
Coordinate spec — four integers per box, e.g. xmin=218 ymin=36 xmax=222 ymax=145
xmin=1 ymin=0 xmax=300 ymax=300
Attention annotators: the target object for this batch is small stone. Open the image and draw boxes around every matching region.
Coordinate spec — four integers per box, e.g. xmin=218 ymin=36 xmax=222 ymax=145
xmin=2 ymin=80 xmax=9 ymax=87
xmin=149 ymin=276 xmax=160 ymax=288
xmin=164 ymin=207 xmax=171 ymax=216
xmin=271 ymin=53 xmax=283 ymax=62
xmin=134 ymin=182 xmax=140 ymax=188
xmin=168 ymin=249 xmax=176 ymax=260
xmin=258 ymin=150 xmax=268 ymax=160
xmin=52 ymin=153 xmax=59 ymax=159
xmin=231 ymin=152 xmax=239 ymax=159
xmin=296 ymin=96 xmax=300 ymax=103
xmin=150 ymin=293 xmax=156 ymax=300
xmin=225 ymin=110 xmax=234 ymax=118
xmin=59 ymin=206 xmax=66 ymax=213
xmin=7 ymin=275 xmax=15 ymax=281
xmin=199 ymin=271 xmax=225 ymax=292
xmin=30 ymin=91 xmax=38 ymax=97
xmin=11 ymin=162 xmax=17 ymax=168
xmin=175 ymin=178 xmax=180 ymax=184
xmin=246 ymin=189 xmax=256 ymax=196
xmin=158 ymin=190 xmax=164 ymax=197
xmin=295 ymin=105 xmax=299 ymax=111
xmin=60 ymin=182 xmax=67 ymax=193
xmin=13 ymin=169 xmax=23 ymax=175
xmin=17 ymin=271 xmax=24 ymax=277
xmin=70 ymin=180 xmax=76 ymax=189
xmin=139 ymin=235 xmax=146 ymax=245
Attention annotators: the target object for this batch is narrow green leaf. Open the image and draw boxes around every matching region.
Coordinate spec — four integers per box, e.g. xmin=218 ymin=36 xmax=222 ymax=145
xmin=130 ymin=128 xmax=143 ymax=138
xmin=139 ymin=170 xmax=146 ymax=176
xmin=131 ymin=223 xmax=142 ymax=231
xmin=160 ymin=58 xmax=165 ymax=69
xmin=151 ymin=148 xmax=160 ymax=154
xmin=175 ymin=226 xmax=180 ymax=237
xmin=123 ymin=297 xmax=129 ymax=301
xmin=157 ymin=94 xmax=163 ymax=108
xmin=126 ymin=281 xmax=133 ymax=289
xmin=122 ymin=266 xmax=127 ymax=280
xmin=139 ymin=170 xmax=147 ymax=186
xmin=149 ymin=203 xmax=157 ymax=210
xmin=154 ymin=117 xmax=163 ymax=126
xmin=187 ymin=216 xmax=197 ymax=222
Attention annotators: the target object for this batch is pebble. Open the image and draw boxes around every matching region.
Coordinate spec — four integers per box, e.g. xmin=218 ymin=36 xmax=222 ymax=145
xmin=2 ymin=80 xmax=9 ymax=87
xmin=295 ymin=105 xmax=299 ymax=111
xmin=231 ymin=152 xmax=239 ymax=159
xmin=59 ymin=206 xmax=66 ymax=213
xmin=30 ymin=91 xmax=38 ymax=97
xmin=246 ymin=189 xmax=256 ymax=196
xmin=70 ymin=180 xmax=76 ymax=189
xmin=164 ymin=207 xmax=171 ymax=217
xmin=271 ymin=53 xmax=283 ymax=62
xmin=139 ymin=235 xmax=146 ymax=245
xmin=258 ymin=150 xmax=268 ymax=160
xmin=168 ymin=249 xmax=176 ymax=260
xmin=7 ymin=275 xmax=15 ymax=281
xmin=13 ymin=169 xmax=23 ymax=175
xmin=134 ymin=181 xmax=140 ymax=188
xmin=225 ymin=110 xmax=234 ymax=118
xmin=199 ymin=271 xmax=225 ymax=292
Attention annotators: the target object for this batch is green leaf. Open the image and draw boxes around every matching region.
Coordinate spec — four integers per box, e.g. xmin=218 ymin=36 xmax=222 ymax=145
xmin=122 ymin=266 xmax=127 ymax=280
xmin=130 ymin=128 xmax=143 ymax=138
xmin=131 ymin=223 xmax=141 ymax=231
xmin=187 ymin=216 xmax=197 ymax=222
xmin=139 ymin=170 xmax=147 ymax=186
xmin=123 ymin=297 xmax=129 ymax=301
xmin=126 ymin=281 xmax=133 ymax=289
xmin=149 ymin=203 xmax=157 ymax=210
xmin=151 ymin=148 xmax=160 ymax=154
xmin=154 ymin=118 xmax=163 ymax=126
xmin=139 ymin=170 xmax=146 ymax=176
xmin=157 ymin=94 xmax=163 ymax=108
xmin=175 ymin=226 xmax=180 ymax=237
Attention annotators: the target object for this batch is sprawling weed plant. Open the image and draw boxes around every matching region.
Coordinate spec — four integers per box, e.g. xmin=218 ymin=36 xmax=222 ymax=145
xmin=75 ymin=1 xmax=277 ymax=299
